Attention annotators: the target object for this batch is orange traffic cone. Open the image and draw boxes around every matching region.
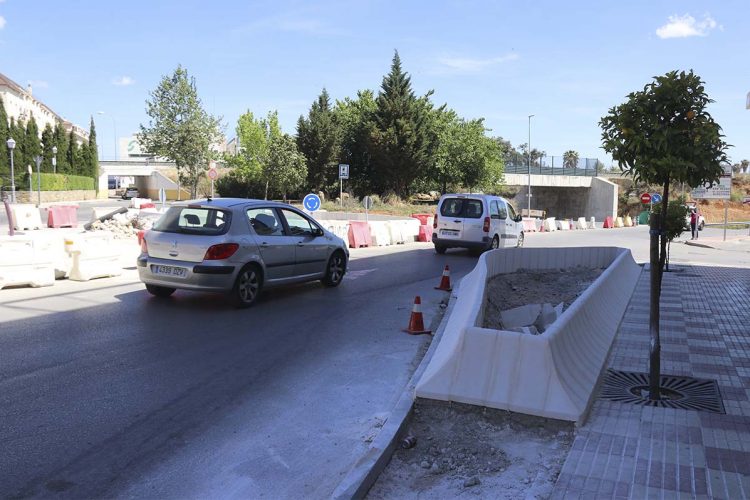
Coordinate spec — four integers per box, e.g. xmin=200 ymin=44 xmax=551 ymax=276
xmin=404 ymin=296 xmax=431 ymax=335
xmin=435 ymin=265 xmax=452 ymax=291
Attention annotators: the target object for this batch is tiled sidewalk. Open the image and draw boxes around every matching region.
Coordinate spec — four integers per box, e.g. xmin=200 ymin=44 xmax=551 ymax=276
xmin=553 ymin=264 xmax=750 ymax=499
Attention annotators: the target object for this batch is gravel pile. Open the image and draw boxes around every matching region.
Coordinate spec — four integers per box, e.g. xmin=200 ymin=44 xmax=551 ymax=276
xmin=89 ymin=212 xmax=156 ymax=239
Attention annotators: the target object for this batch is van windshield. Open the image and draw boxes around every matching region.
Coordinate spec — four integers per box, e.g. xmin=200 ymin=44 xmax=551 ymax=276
xmin=440 ymin=198 xmax=484 ymax=219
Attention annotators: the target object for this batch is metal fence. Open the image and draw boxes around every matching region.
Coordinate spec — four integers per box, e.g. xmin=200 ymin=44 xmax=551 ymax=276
xmin=504 ymin=156 xmax=600 ymax=176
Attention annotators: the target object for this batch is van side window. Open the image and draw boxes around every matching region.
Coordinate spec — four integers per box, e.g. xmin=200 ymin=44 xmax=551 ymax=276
xmin=490 ymin=201 xmax=500 ymax=219
xmin=497 ymin=201 xmax=508 ymax=220
xmin=507 ymin=203 xmax=517 ymax=220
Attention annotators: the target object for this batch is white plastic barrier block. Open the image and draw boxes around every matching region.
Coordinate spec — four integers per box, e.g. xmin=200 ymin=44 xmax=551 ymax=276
xmin=395 ymin=219 xmax=421 ymax=242
xmin=130 ymin=198 xmax=153 ymax=209
xmin=576 ymin=217 xmax=588 ymax=230
xmin=368 ymin=221 xmax=391 ymax=246
xmin=542 ymin=218 xmax=557 ymax=232
xmin=386 ymin=221 xmax=406 ymax=244
xmin=11 ymin=204 xmax=43 ymax=230
xmin=416 ymin=247 xmax=642 ymax=422
xmin=624 ymin=215 xmax=633 ymax=227
xmin=555 ymin=220 xmax=570 ymax=231
xmin=0 ymin=235 xmax=56 ymax=289
xmin=325 ymin=220 xmax=350 ymax=243
xmin=614 ymin=216 xmax=624 ymax=228
xmin=65 ymin=231 xmax=122 ymax=281
xmin=587 ymin=217 xmax=597 ymax=229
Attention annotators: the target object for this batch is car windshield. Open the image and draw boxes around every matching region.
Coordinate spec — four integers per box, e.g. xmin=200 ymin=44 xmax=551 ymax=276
xmin=152 ymin=206 xmax=231 ymax=235
xmin=440 ymin=198 xmax=484 ymax=219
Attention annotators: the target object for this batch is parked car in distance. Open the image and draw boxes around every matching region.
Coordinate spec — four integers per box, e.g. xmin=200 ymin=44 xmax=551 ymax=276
xmin=432 ymin=193 xmax=523 ymax=254
xmin=122 ymin=186 xmax=139 ymax=200
xmin=684 ymin=202 xmax=705 ymax=230
xmin=137 ymin=198 xmax=349 ymax=308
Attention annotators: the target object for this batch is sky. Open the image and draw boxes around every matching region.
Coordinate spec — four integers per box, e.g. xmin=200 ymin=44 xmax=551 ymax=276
xmin=1 ymin=0 xmax=748 ymax=165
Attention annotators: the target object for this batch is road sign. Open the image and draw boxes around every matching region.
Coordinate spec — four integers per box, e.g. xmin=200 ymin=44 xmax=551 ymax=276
xmin=208 ymin=168 xmax=218 ymax=180
xmin=339 ymin=164 xmax=349 ymax=179
xmin=303 ymin=193 xmax=322 ymax=212
xmin=651 ymin=193 xmax=662 ymax=204
xmin=691 ymin=163 xmax=732 ymax=200
xmin=158 ymin=188 xmax=166 ymax=204
xmin=363 ymin=196 xmax=373 ymax=210
xmin=640 ymin=193 xmax=651 ymax=204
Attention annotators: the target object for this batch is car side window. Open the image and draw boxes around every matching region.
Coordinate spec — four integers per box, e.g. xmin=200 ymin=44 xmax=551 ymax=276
xmin=490 ymin=201 xmax=500 ymax=219
xmin=507 ymin=202 xmax=517 ymax=220
xmin=280 ymin=209 xmax=317 ymax=236
xmin=497 ymin=200 xmax=508 ymax=220
xmin=247 ymin=208 xmax=284 ymax=236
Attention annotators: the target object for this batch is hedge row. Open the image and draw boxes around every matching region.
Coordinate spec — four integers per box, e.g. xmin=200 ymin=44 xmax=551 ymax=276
xmin=29 ymin=173 xmax=95 ymax=191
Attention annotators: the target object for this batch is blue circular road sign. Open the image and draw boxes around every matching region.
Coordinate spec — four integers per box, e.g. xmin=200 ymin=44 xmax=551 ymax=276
xmin=651 ymin=193 xmax=662 ymax=204
xmin=303 ymin=193 xmax=322 ymax=212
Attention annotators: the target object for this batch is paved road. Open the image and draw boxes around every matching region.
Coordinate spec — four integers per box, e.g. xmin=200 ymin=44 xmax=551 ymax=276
xmin=0 ymin=243 xmax=478 ymax=499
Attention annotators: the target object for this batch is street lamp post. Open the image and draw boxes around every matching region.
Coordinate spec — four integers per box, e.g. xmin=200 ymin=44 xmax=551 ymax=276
xmin=6 ymin=138 xmax=16 ymax=203
xmin=97 ymin=111 xmax=118 ymax=160
xmin=527 ymin=114 xmax=534 ymax=216
xmin=52 ymin=145 xmax=58 ymax=174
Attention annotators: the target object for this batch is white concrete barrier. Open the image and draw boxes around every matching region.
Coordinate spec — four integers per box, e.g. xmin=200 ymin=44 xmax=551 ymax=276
xmin=614 ymin=216 xmax=624 ymax=228
xmin=415 ymin=247 xmax=642 ymax=422
xmin=555 ymin=220 xmax=570 ymax=231
xmin=11 ymin=204 xmax=44 ymax=230
xmin=0 ymin=235 xmax=56 ymax=288
xmin=368 ymin=221 xmax=391 ymax=246
xmin=65 ymin=231 xmax=122 ymax=281
xmin=576 ymin=217 xmax=588 ymax=230
xmin=588 ymin=217 xmax=597 ymax=229
xmin=624 ymin=215 xmax=633 ymax=227
xmin=542 ymin=218 xmax=557 ymax=232
xmin=325 ymin=220 xmax=350 ymax=243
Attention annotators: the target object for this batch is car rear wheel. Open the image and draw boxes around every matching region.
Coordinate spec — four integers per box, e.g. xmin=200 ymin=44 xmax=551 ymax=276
xmin=146 ymin=284 xmax=175 ymax=298
xmin=699 ymin=221 xmax=705 ymax=231
xmin=434 ymin=245 xmax=447 ymax=254
xmin=490 ymin=235 xmax=500 ymax=250
xmin=322 ymin=251 xmax=346 ymax=287
xmin=517 ymin=232 xmax=524 ymax=248
xmin=231 ymin=264 xmax=262 ymax=308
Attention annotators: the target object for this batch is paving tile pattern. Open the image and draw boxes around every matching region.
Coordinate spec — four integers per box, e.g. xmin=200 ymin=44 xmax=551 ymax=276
xmin=553 ymin=265 xmax=750 ymax=499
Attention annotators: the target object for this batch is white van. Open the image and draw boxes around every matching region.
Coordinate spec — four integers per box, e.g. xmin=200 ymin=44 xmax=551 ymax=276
xmin=432 ymin=194 xmax=523 ymax=254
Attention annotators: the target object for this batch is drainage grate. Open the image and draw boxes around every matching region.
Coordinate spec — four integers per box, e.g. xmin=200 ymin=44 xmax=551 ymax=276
xmin=600 ymin=369 xmax=725 ymax=414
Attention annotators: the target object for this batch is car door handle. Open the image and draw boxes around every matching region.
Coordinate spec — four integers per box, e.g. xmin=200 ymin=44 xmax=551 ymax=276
xmin=297 ymin=242 xmax=305 ymax=247
xmin=453 ymin=220 xmax=462 ymax=223
xmin=260 ymin=242 xmax=269 ymax=247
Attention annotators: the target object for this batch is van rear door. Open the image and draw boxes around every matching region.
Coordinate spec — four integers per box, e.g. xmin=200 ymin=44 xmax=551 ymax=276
xmin=437 ymin=197 xmax=484 ymax=242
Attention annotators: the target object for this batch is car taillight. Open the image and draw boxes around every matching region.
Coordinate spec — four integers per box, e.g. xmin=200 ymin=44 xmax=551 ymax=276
xmin=483 ymin=217 xmax=490 ymax=232
xmin=433 ymin=214 xmax=438 ymax=229
xmin=140 ymin=236 xmax=148 ymax=253
xmin=204 ymin=243 xmax=239 ymax=260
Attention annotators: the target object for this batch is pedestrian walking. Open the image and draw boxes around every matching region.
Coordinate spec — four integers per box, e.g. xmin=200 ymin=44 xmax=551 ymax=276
xmin=690 ymin=208 xmax=699 ymax=240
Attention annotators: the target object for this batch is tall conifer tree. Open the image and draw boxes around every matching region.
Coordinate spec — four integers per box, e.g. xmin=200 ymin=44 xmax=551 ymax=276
xmin=0 ymin=97 xmax=9 ymax=177
xmin=41 ymin=124 xmax=55 ymax=172
xmin=297 ymin=88 xmax=339 ymax=194
xmin=66 ymin=129 xmax=78 ymax=174
xmin=88 ymin=116 xmax=100 ymax=186
xmin=54 ymin=123 xmax=70 ymax=173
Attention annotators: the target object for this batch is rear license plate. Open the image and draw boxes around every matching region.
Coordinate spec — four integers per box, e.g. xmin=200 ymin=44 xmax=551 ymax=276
xmin=151 ymin=265 xmax=187 ymax=278
xmin=441 ymin=229 xmax=459 ymax=237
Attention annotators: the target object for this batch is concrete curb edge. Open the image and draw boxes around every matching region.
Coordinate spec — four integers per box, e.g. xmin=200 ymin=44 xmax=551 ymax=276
xmin=330 ymin=283 xmax=462 ymax=500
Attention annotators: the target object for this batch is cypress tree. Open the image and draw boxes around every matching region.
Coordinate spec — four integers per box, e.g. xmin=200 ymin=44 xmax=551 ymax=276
xmin=371 ymin=51 xmax=436 ymax=196
xmin=0 ymin=97 xmax=8 ymax=178
xmin=54 ymin=123 xmax=70 ymax=173
xmin=297 ymin=88 xmax=339 ymax=194
xmin=8 ymin=118 xmax=25 ymax=186
xmin=41 ymin=124 xmax=55 ymax=172
xmin=88 ymin=116 xmax=99 ymax=187
xmin=66 ymin=129 xmax=78 ymax=174
xmin=23 ymin=116 xmax=41 ymax=171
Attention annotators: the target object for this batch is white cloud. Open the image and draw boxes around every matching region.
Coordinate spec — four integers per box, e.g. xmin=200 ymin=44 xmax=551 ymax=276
xmin=0 ymin=16 xmax=6 ymax=30
xmin=28 ymin=80 xmax=49 ymax=89
xmin=112 ymin=76 xmax=135 ymax=86
xmin=435 ymin=53 xmax=519 ymax=74
xmin=656 ymin=14 xmax=718 ymax=39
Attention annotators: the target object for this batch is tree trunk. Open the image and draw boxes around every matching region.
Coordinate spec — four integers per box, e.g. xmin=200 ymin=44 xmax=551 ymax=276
xmin=648 ymin=212 xmax=661 ymax=400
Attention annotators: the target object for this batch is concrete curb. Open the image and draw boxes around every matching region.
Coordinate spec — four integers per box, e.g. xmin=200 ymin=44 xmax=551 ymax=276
xmin=330 ymin=284 xmax=461 ymax=500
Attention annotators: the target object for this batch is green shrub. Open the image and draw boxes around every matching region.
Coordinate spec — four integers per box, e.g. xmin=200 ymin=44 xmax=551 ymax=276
xmin=29 ymin=173 xmax=95 ymax=191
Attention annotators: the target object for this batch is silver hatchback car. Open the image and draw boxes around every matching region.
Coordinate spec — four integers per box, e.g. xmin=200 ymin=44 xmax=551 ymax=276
xmin=137 ymin=198 xmax=349 ymax=308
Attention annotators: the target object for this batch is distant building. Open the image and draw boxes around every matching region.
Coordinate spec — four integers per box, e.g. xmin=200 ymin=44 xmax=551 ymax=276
xmin=0 ymin=72 xmax=88 ymax=142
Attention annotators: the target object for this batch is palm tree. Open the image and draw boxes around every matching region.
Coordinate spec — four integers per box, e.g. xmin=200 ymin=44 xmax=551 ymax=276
xmin=563 ymin=150 xmax=580 ymax=169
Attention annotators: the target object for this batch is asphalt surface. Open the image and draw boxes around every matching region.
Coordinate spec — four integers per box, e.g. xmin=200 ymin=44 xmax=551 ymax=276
xmin=0 ymin=242 xmax=479 ymax=499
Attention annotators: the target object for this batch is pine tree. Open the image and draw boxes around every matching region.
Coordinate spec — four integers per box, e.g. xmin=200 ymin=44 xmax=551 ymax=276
xmin=41 ymin=124 xmax=55 ymax=172
xmin=0 ymin=97 xmax=9 ymax=178
xmin=23 ymin=116 xmax=42 ymax=172
xmin=66 ymin=129 xmax=78 ymax=174
xmin=371 ymin=51 xmax=436 ymax=196
xmin=296 ymin=88 xmax=339 ymax=194
xmin=88 ymin=116 xmax=99 ymax=186
xmin=54 ymin=123 xmax=70 ymax=173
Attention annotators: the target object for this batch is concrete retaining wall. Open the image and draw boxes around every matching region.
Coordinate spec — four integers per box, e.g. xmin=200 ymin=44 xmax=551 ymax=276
xmin=415 ymin=246 xmax=641 ymax=422
xmin=13 ymin=190 xmax=102 ymax=203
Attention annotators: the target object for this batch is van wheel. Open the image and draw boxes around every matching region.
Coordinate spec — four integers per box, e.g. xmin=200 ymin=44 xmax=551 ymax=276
xmin=146 ymin=284 xmax=175 ymax=298
xmin=322 ymin=251 xmax=346 ymax=287
xmin=230 ymin=264 xmax=262 ymax=308
xmin=490 ymin=236 xmax=500 ymax=250
xmin=517 ymin=232 xmax=524 ymax=248
xmin=434 ymin=245 xmax=447 ymax=254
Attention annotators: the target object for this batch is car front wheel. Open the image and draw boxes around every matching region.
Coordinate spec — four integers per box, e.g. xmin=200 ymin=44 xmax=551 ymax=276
xmin=322 ymin=251 xmax=346 ymax=287
xmin=517 ymin=232 xmax=524 ymax=248
xmin=230 ymin=264 xmax=262 ymax=308
xmin=146 ymin=284 xmax=175 ymax=298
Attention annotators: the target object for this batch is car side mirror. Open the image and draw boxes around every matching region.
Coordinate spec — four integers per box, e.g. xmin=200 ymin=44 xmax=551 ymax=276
xmin=515 ymin=215 xmax=523 ymax=223
xmin=315 ymin=227 xmax=325 ymax=237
